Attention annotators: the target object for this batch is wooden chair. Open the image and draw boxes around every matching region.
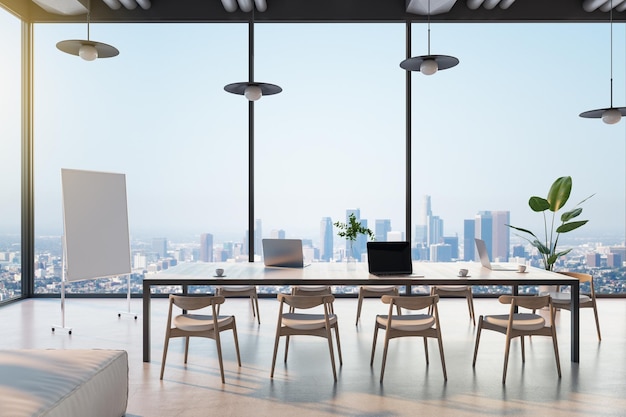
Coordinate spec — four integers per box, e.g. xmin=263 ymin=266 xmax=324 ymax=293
xmin=355 ymin=286 xmax=400 ymax=325
xmin=271 ymin=294 xmax=342 ymax=381
xmin=473 ymin=295 xmax=561 ymax=384
xmin=160 ymin=294 xmax=241 ymax=383
xmin=370 ymin=294 xmax=447 ymax=382
xmin=215 ymin=285 xmax=261 ymax=324
xmin=548 ymin=272 xmax=601 ymax=341
xmin=430 ymin=285 xmax=476 ymax=325
xmin=291 ymin=285 xmax=334 ymax=313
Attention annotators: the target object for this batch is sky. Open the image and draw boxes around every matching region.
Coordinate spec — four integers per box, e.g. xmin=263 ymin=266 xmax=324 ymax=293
xmin=1 ymin=9 xmax=625 ymax=246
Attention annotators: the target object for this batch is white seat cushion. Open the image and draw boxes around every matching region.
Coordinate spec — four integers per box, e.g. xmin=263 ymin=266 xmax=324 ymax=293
xmin=282 ymin=313 xmax=337 ymax=330
xmin=484 ymin=314 xmax=545 ymax=331
xmin=174 ymin=314 xmax=234 ymax=332
xmin=376 ymin=314 xmax=435 ymax=331
xmin=547 ymin=292 xmax=592 ymax=304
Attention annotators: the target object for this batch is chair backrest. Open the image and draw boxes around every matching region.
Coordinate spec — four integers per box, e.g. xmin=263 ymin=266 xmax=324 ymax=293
xmin=498 ymin=294 xmax=550 ymax=311
xmin=381 ymin=294 xmax=439 ymax=311
xmin=277 ymin=293 xmax=334 ymax=310
xmin=557 ymin=271 xmax=595 ymax=296
xmin=169 ymin=294 xmax=225 ymax=311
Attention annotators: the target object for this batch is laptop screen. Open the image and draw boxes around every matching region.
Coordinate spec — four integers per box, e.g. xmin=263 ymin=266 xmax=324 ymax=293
xmin=367 ymin=241 xmax=413 ymax=275
xmin=262 ymin=238 xmax=305 ymax=268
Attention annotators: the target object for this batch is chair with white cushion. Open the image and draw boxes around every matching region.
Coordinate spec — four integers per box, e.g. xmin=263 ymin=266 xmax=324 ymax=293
xmin=355 ymin=286 xmax=400 ymax=325
xmin=370 ymin=294 xmax=447 ymax=382
xmin=160 ymin=294 xmax=241 ymax=383
xmin=271 ymin=294 xmax=342 ymax=381
xmin=215 ymin=285 xmax=261 ymax=324
xmin=473 ymin=294 xmax=561 ymax=384
xmin=548 ymin=272 xmax=601 ymax=341
xmin=430 ymin=285 xmax=476 ymax=325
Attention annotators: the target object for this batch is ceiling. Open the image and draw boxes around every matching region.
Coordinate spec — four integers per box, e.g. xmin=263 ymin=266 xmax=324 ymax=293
xmin=1 ymin=0 xmax=625 ymax=24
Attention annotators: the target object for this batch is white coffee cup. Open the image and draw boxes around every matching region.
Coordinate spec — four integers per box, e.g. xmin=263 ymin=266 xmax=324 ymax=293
xmin=459 ymin=268 xmax=469 ymax=277
xmin=215 ymin=268 xmax=224 ymax=277
xmin=517 ymin=265 xmax=527 ymax=273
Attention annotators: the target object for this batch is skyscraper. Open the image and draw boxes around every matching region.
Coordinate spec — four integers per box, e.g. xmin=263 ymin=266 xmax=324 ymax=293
xmin=491 ymin=211 xmax=510 ymax=262
xmin=375 ymin=219 xmax=391 ymax=242
xmin=473 ymin=210 xmax=510 ymax=262
xmin=442 ymin=236 xmax=459 ymax=260
xmin=270 ymin=229 xmax=286 ymax=239
xmin=320 ymin=217 xmax=333 ymax=262
xmin=152 ymin=238 xmax=167 ymax=259
xmin=463 ymin=219 xmax=475 ymax=261
xmin=199 ymin=233 xmax=213 ymax=262
xmin=428 ymin=215 xmax=444 ymax=246
xmin=475 ymin=211 xmax=493 ymax=260
xmin=255 ymin=219 xmax=262 ymax=256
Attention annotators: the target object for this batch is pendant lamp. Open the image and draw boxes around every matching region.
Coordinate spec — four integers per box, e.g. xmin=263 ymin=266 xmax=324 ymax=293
xmin=224 ymin=11 xmax=281 ymax=101
xmin=580 ymin=0 xmax=626 ymax=124
xmin=400 ymin=0 xmax=458 ymax=75
xmin=56 ymin=0 xmax=119 ymax=61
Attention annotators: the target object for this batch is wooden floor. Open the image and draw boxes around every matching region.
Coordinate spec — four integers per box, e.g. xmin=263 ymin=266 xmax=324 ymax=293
xmin=1 ymin=296 xmax=625 ymax=417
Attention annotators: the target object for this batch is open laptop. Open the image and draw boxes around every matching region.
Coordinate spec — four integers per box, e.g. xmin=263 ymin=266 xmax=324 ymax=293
xmin=367 ymin=241 xmax=420 ymax=276
xmin=474 ymin=238 xmax=517 ymax=271
xmin=262 ymin=238 xmax=310 ymax=268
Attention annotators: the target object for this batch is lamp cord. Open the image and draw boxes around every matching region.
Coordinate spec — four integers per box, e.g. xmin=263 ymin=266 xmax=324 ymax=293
xmin=427 ymin=0 xmax=431 ymax=55
xmin=86 ymin=0 xmax=91 ymax=41
xmin=610 ymin=0 xmax=614 ymax=108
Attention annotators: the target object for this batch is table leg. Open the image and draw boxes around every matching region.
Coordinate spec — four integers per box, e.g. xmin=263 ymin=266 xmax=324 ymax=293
xmin=143 ymin=282 xmax=150 ymax=362
xmin=571 ymin=280 xmax=580 ymax=362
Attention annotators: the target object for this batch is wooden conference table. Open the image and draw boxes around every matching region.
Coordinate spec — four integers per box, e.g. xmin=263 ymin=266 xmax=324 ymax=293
xmin=142 ymin=261 xmax=580 ymax=363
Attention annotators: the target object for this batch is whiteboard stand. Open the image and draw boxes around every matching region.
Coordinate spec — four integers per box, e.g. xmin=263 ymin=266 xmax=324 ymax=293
xmin=117 ymin=274 xmax=138 ymax=320
xmin=52 ymin=269 xmax=73 ymax=335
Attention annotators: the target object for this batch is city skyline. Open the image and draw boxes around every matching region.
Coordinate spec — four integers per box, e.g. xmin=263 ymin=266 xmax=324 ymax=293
xmin=2 ymin=19 xmax=625 ymax=242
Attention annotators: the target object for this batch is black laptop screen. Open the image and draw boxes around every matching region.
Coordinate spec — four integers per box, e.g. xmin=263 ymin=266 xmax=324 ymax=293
xmin=367 ymin=241 xmax=413 ymax=275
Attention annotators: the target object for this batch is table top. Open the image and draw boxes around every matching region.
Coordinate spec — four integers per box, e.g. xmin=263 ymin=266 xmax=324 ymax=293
xmin=144 ymin=261 xmax=578 ymax=287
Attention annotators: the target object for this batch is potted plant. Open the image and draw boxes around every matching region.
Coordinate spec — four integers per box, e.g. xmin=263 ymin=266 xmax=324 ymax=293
xmin=507 ymin=176 xmax=594 ymax=271
xmin=334 ymin=213 xmax=375 ymax=263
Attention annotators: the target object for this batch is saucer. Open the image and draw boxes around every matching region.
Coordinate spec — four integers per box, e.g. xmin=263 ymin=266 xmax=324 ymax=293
xmin=213 ymin=275 xmax=227 ymax=277
xmin=516 ymin=271 xmax=528 ymax=274
xmin=458 ymin=274 xmax=470 ymax=277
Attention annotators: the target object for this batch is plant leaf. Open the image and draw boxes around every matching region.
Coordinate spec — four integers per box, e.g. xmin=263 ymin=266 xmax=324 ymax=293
xmin=506 ymin=224 xmax=539 ymax=240
xmin=528 ymin=196 xmax=549 ymax=212
xmin=556 ymin=220 xmax=588 ymax=233
xmin=561 ymin=207 xmax=582 ymax=222
xmin=531 ymin=239 xmax=551 ymax=255
xmin=547 ymin=176 xmax=572 ymax=212
xmin=554 ymin=248 xmax=573 ymax=258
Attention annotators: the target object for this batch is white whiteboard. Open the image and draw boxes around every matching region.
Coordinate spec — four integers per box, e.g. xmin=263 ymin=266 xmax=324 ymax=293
xmin=61 ymin=168 xmax=132 ymax=282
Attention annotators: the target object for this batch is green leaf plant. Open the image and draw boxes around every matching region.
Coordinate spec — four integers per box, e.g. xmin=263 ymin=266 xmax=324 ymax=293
xmin=334 ymin=213 xmax=375 ymax=242
xmin=506 ymin=176 xmax=594 ymax=271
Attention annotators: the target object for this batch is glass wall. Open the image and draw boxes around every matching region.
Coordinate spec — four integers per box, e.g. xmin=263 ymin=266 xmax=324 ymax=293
xmin=0 ymin=9 xmax=22 ymax=302
xmin=410 ymin=23 xmax=626 ymax=294
xmin=23 ymin=20 xmax=626 ymax=295
xmin=33 ymin=23 xmax=247 ymax=293
xmin=254 ymin=24 xmax=405 ymax=294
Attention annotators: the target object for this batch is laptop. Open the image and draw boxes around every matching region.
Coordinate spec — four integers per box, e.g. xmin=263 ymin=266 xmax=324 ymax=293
xmin=262 ymin=238 xmax=310 ymax=268
xmin=474 ymin=238 xmax=517 ymax=271
xmin=367 ymin=241 xmax=419 ymax=276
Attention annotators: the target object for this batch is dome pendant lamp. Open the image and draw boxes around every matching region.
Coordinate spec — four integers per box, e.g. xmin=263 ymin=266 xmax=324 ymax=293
xmin=56 ymin=0 xmax=119 ymax=61
xmin=580 ymin=0 xmax=626 ymax=124
xmin=224 ymin=11 xmax=281 ymax=101
xmin=400 ymin=0 xmax=458 ymax=75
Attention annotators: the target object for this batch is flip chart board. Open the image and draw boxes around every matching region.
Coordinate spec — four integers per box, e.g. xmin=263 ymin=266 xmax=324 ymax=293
xmin=61 ymin=168 xmax=131 ymax=282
